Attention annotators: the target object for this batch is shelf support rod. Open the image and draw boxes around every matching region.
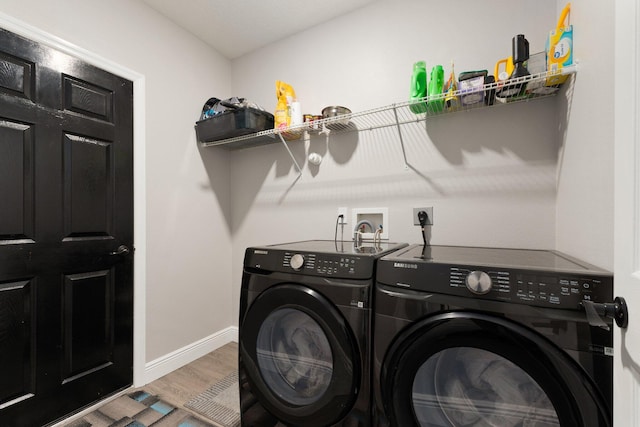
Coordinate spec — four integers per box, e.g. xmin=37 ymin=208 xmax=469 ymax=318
xmin=276 ymin=131 xmax=303 ymax=183
xmin=392 ymin=105 xmax=409 ymax=169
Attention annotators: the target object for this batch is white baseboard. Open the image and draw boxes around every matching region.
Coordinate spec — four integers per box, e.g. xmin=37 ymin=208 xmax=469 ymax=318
xmin=143 ymin=326 xmax=239 ymax=385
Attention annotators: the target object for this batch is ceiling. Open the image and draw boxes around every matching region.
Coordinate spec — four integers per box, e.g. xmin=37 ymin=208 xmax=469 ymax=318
xmin=141 ymin=0 xmax=375 ymax=59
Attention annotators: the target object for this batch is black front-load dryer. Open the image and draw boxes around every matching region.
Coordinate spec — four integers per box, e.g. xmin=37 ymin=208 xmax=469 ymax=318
xmin=373 ymin=244 xmax=613 ymax=427
xmin=239 ymin=240 xmax=407 ymax=426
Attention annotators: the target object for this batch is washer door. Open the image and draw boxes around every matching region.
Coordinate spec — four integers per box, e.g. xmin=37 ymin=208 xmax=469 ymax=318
xmin=240 ymin=283 xmax=359 ymax=426
xmin=382 ymin=312 xmax=611 ymax=427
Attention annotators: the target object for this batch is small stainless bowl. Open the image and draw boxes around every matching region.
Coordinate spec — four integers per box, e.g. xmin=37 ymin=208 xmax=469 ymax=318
xmin=322 ymin=106 xmax=352 ymax=129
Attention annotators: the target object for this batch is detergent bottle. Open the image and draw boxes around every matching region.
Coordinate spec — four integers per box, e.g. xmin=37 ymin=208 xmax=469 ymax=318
xmin=546 ymin=2 xmax=573 ymax=85
xmin=494 ymin=56 xmax=515 ymax=82
xmin=275 ymin=80 xmax=293 ymax=130
xmin=496 ymin=34 xmax=530 ymax=100
xmin=409 ymin=61 xmax=427 ymax=114
xmin=427 ymin=65 xmax=444 ymax=113
xmin=274 ymin=81 xmax=300 ymax=140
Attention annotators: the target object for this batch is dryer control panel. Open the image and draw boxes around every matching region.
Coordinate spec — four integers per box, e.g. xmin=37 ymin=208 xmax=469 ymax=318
xmin=446 ymin=266 xmax=610 ymax=309
xmin=376 ymin=244 xmax=613 ymax=310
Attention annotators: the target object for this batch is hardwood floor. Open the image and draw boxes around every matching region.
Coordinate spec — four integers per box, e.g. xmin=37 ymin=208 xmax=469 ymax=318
xmin=143 ymin=342 xmax=238 ymax=417
xmin=58 ymin=342 xmax=238 ymax=426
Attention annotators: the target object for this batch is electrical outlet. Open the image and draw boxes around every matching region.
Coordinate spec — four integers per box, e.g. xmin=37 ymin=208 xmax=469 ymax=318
xmin=413 ymin=207 xmax=433 ymax=226
xmin=337 ymin=207 xmax=348 ymax=225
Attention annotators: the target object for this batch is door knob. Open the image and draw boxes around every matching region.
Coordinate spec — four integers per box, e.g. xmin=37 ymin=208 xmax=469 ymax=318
xmin=110 ymin=245 xmax=130 ymax=256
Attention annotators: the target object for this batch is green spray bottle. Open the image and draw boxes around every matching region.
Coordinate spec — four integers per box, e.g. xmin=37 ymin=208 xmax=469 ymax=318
xmin=409 ymin=61 xmax=427 ymax=114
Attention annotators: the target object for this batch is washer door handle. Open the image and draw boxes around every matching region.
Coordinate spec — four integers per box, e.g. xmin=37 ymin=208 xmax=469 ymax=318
xmin=380 ymin=287 xmax=433 ymax=301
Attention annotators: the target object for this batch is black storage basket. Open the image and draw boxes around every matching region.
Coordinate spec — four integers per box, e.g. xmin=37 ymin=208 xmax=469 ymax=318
xmin=195 ymin=107 xmax=274 ymax=143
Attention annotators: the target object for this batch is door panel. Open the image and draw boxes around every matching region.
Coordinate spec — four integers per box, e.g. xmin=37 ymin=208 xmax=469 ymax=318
xmin=0 ymin=120 xmax=33 ymax=240
xmin=63 ymin=133 xmax=114 ymax=238
xmin=0 ymin=279 xmax=34 ymax=408
xmin=62 ymin=269 xmax=114 ymax=383
xmin=0 ymin=51 xmax=34 ymax=100
xmin=0 ymin=27 xmax=133 ymax=426
xmin=63 ymin=75 xmax=113 ymax=122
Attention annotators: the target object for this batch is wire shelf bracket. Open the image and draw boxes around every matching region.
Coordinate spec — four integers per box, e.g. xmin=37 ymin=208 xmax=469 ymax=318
xmin=276 ymin=131 xmax=303 ymax=185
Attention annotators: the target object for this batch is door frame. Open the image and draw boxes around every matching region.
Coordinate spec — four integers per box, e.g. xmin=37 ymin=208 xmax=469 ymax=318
xmin=614 ymin=0 xmax=640 ymax=425
xmin=0 ymin=12 xmax=147 ymax=388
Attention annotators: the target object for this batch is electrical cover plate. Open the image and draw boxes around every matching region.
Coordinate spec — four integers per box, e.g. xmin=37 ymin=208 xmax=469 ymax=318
xmin=352 ymin=207 xmax=389 ymax=240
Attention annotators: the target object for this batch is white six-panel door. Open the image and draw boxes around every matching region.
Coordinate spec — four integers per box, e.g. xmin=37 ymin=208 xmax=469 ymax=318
xmin=614 ymin=0 xmax=640 ymax=425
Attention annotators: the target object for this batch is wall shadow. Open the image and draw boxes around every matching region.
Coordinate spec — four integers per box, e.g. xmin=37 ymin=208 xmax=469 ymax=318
xmin=327 ymin=123 xmax=359 ymax=164
xmin=425 ymin=97 xmax=563 ymax=166
xmin=197 ymin=142 xmax=233 ymax=230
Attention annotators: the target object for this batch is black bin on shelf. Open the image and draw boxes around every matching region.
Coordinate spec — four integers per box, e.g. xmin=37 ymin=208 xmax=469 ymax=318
xmin=195 ymin=107 xmax=274 ymax=143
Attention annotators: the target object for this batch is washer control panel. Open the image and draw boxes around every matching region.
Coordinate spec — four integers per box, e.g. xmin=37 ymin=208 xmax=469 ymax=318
xmin=281 ymin=251 xmax=372 ymax=279
xmin=448 ymin=266 xmax=610 ymax=308
xmin=246 ymin=241 xmax=408 ymax=281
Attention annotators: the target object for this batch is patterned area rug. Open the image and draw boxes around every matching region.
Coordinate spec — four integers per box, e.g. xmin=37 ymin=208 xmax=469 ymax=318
xmin=64 ymin=390 xmax=215 ymax=427
xmin=184 ymin=371 xmax=240 ymax=427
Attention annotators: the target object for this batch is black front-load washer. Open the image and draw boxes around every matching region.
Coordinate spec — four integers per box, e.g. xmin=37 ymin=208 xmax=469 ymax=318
xmin=373 ymin=244 xmax=613 ymax=427
xmin=239 ymin=240 xmax=407 ymax=426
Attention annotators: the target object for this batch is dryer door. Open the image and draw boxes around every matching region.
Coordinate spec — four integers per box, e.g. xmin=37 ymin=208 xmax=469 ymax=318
xmin=382 ymin=312 xmax=611 ymax=427
xmin=240 ymin=283 xmax=359 ymax=426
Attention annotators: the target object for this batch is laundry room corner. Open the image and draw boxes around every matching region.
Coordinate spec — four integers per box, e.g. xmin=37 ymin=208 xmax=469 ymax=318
xmin=554 ymin=0 xmax=615 ymax=271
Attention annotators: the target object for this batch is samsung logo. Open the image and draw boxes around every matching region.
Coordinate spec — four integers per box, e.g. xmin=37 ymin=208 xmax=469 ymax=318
xmin=254 ymin=250 xmax=268 ymax=255
xmin=393 ymin=262 xmax=418 ymax=269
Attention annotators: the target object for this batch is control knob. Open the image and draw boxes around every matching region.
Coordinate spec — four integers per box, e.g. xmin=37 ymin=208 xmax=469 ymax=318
xmin=466 ymin=270 xmax=492 ymax=295
xmin=290 ymin=253 xmax=305 ymax=271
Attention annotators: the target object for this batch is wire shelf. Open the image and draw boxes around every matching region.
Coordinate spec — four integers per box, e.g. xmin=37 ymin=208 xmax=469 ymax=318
xmin=199 ymin=65 xmax=577 ymax=149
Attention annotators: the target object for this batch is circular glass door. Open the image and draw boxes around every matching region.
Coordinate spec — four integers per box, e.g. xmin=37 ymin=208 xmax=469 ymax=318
xmin=240 ymin=283 xmax=359 ymax=427
xmin=256 ymin=307 xmax=333 ymax=406
xmin=382 ymin=312 xmax=611 ymax=427
xmin=412 ymin=347 xmax=559 ymax=426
